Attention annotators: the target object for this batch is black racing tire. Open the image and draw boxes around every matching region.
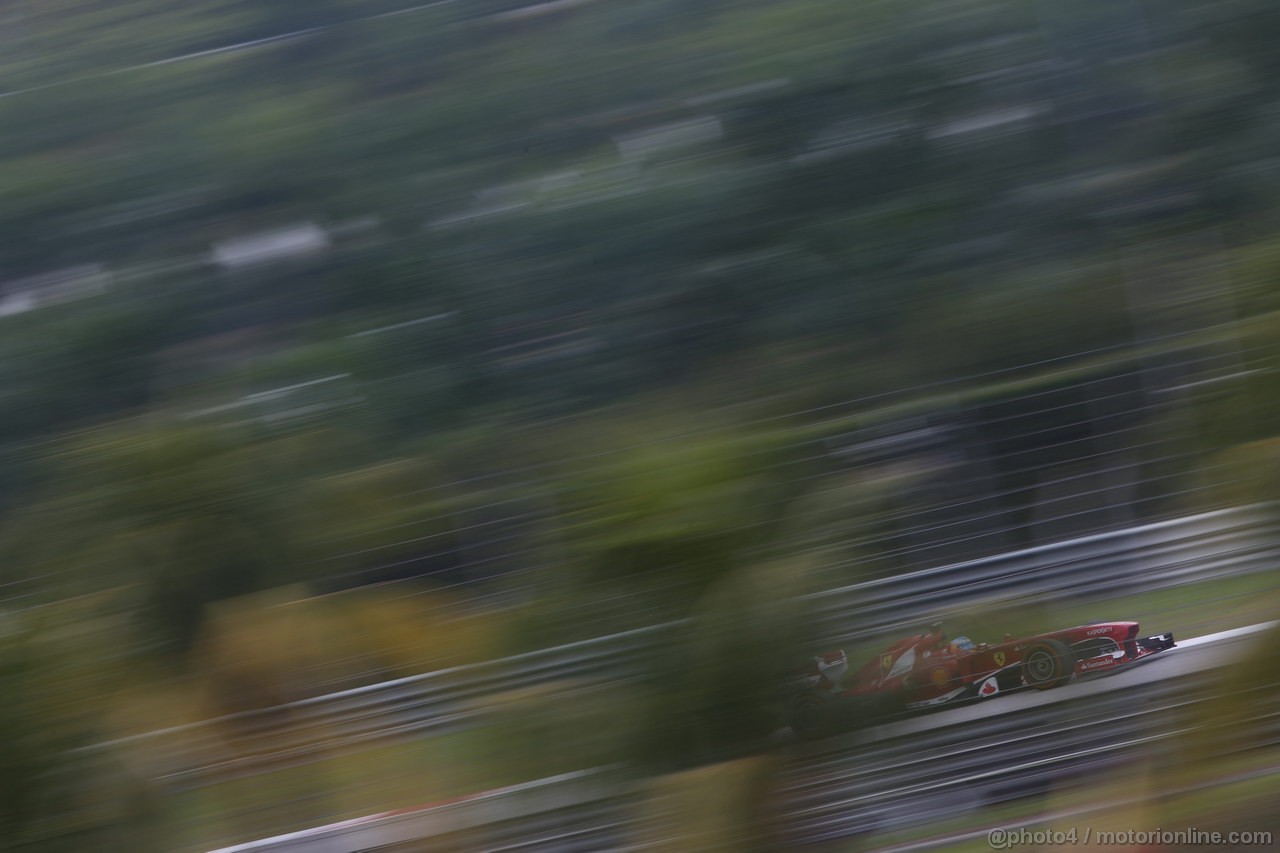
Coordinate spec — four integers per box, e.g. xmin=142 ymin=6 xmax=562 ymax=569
xmin=788 ymin=690 xmax=837 ymax=741
xmin=789 ymin=691 xmax=902 ymax=739
xmin=1021 ymin=639 xmax=1073 ymax=690
xmin=863 ymin=690 xmax=906 ymax=721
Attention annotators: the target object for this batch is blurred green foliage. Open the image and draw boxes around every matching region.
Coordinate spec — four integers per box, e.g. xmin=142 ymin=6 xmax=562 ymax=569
xmin=1 ymin=0 xmax=1279 ymax=453
xmin=0 ymin=596 xmax=168 ymax=851
xmin=2 ymin=1 xmax=1280 ymax=847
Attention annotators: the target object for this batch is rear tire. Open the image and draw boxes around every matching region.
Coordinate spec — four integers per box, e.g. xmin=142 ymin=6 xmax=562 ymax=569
xmin=788 ymin=690 xmax=839 ymax=740
xmin=1021 ymin=639 xmax=1073 ymax=690
xmin=865 ymin=690 xmax=906 ymax=720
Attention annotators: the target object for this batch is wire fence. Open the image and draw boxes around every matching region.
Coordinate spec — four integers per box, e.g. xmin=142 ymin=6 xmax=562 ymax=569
xmin=297 ymin=318 xmax=1272 ymax=604
xmin=83 ymin=504 xmax=1276 ymax=791
xmin=193 ymin=623 xmax=1280 ymax=852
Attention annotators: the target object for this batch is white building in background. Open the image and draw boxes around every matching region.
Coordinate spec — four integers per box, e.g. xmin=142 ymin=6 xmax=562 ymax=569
xmin=791 ymin=113 xmax=916 ymax=165
xmin=209 ymin=222 xmax=331 ymax=272
xmin=684 ymin=78 xmax=790 ymax=108
xmin=926 ymin=103 xmax=1049 ymax=142
xmin=613 ymin=116 xmax=724 ymax=162
xmin=0 ymin=264 xmax=112 ymax=317
xmin=491 ymin=0 xmax=597 ymax=22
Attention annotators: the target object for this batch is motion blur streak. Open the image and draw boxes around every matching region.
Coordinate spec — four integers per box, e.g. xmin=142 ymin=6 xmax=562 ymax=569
xmin=204 ymin=623 xmax=1280 ymax=850
xmin=2 ymin=1 xmax=1279 ymax=851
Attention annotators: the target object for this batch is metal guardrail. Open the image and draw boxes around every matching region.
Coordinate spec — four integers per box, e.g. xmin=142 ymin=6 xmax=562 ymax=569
xmin=781 ymin=678 xmax=1280 ymax=845
xmin=779 ymin=622 xmax=1280 ymax=844
xmin=108 ymin=506 xmax=1277 ymax=784
xmin=784 ymin=677 xmax=1226 ymax=842
xmin=206 ymin=623 xmax=1280 ymax=852
xmin=132 ymin=626 xmax=663 ymax=784
xmin=810 ymin=504 xmax=1279 ymax=643
xmin=206 ymin=768 xmax=633 ymax=853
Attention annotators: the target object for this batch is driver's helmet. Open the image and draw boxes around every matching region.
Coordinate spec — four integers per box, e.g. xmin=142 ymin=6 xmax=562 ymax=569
xmin=815 ymin=650 xmax=848 ymax=684
xmin=950 ymin=636 xmax=976 ymax=653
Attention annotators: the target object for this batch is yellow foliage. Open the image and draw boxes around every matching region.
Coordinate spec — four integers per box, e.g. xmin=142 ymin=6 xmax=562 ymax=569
xmin=1174 ymin=622 xmax=1280 ymax=779
xmin=340 ymin=589 xmax=505 ymax=674
xmin=104 ymin=680 xmax=205 ymax=739
xmin=174 ymin=586 xmax=506 ymax=773
xmin=192 ymin=586 xmax=507 ymax=717
xmin=631 ymin=756 xmax=784 ymax=852
xmin=1042 ymin=757 xmax=1162 ymax=852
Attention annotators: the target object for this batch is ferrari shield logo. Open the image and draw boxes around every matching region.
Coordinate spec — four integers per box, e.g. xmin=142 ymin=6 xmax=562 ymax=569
xmin=881 ymin=653 xmax=895 ymax=673
xmin=994 ymin=651 xmax=1006 ymax=667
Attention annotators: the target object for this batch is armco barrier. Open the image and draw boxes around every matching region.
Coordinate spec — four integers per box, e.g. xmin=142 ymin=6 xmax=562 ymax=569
xmin=205 ymin=622 xmax=1279 ymax=851
xmin=206 ymin=768 xmax=631 ymax=853
xmin=98 ymin=506 xmax=1277 ymax=785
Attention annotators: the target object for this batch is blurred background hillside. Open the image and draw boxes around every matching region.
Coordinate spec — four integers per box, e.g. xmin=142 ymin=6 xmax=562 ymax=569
xmin=2 ymin=1 xmax=1280 ymax=850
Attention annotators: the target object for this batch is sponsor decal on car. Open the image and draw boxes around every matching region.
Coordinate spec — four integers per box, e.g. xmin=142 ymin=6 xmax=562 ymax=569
xmin=993 ymin=651 xmax=1006 ymax=666
xmin=979 ymin=676 xmax=999 ymax=697
xmin=881 ymin=653 xmax=895 ymax=673
xmin=930 ymin=666 xmax=951 ymax=687
xmin=1087 ymin=627 xmax=1112 ymax=636
xmin=905 ymin=687 xmax=967 ymax=709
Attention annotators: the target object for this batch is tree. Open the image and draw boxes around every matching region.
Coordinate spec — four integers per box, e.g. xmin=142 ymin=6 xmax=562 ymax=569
xmin=551 ymin=416 xmax=798 ymax=629
xmin=5 ymin=421 xmax=329 ymax=654
xmin=0 ymin=596 xmax=161 ymax=851
xmin=649 ymin=557 xmax=822 ymax=766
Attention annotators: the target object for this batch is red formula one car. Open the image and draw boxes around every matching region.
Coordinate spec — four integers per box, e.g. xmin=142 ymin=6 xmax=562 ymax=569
xmin=785 ymin=621 xmax=1175 ymax=739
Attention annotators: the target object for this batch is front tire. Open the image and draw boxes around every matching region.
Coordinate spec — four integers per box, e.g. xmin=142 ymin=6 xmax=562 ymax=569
xmin=1021 ymin=639 xmax=1073 ymax=690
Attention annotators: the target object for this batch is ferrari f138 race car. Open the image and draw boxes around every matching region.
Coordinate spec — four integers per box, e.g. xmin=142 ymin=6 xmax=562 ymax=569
xmin=785 ymin=621 xmax=1176 ymax=739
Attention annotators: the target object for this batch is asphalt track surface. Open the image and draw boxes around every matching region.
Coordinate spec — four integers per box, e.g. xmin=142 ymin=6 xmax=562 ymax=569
xmin=209 ymin=620 xmax=1278 ymax=852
